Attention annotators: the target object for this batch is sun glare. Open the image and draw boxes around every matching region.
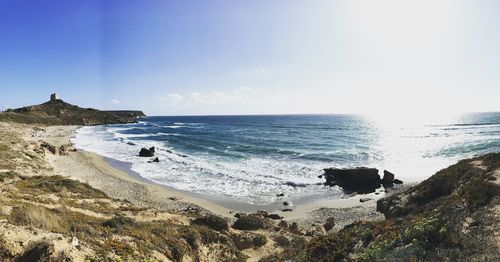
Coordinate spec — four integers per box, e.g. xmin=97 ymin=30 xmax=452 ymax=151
xmin=347 ymin=0 xmax=455 ymax=50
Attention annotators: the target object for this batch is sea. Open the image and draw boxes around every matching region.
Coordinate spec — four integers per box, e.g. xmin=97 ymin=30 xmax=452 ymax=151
xmin=72 ymin=112 xmax=500 ymax=206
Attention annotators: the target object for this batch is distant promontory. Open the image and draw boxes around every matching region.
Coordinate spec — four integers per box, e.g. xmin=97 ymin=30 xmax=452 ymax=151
xmin=0 ymin=93 xmax=145 ymax=125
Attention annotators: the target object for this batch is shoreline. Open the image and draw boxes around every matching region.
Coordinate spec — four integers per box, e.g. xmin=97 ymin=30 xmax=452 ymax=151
xmin=31 ymin=125 xmax=386 ymax=223
xmin=103 ymin=152 xmax=387 ymax=217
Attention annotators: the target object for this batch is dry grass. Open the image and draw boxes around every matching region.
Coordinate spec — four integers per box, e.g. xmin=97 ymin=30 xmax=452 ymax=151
xmin=9 ymin=204 xmax=63 ymax=232
xmin=15 ymin=175 xmax=108 ymax=199
xmin=0 ymin=143 xmax=9 ymax=152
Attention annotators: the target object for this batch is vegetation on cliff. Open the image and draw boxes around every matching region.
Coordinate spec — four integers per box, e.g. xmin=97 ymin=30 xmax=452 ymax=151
xmin=265 ymin=153 xmax=500 ymax=261
xmin=0 ymin=97 xmax=145 ymax=125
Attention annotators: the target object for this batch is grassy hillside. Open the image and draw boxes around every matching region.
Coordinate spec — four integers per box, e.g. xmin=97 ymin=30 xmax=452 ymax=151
xmin=0 ymin=99 xmax=145 ymax=125
xmin=0 ymin=123 xmax=302 ymax=261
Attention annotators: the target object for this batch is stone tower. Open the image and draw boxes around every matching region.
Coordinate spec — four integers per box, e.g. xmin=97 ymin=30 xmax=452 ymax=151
xmin=50 ymin=93 xmax=60 ymax=101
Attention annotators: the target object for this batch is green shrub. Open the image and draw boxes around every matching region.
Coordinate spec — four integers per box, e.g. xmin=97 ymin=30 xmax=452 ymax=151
xmin=233 ymin=215 xmax=266 ymax=231
xmin=102 ymin=214 xmax=136 ymax=231
xmin=192 ymin=215 xmax=229 ymax=232
xmin=253 ymin=234 xmax=267 ymax=248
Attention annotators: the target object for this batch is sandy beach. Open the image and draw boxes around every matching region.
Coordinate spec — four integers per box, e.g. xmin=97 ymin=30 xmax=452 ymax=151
xmin=29 ymin=125 xmax=385 ymax=227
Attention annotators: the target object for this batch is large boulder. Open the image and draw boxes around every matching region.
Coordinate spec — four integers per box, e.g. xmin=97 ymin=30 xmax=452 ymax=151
xmin=323 ymin=167 xmax=381 ymax=193
xmin=139 ymin=147 xmax=155 ymax=157
xmin=381 ymin=170 xmax=396 ymax=187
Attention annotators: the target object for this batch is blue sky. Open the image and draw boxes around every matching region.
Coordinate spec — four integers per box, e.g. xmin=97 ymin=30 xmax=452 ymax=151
xmin=1 ymin=0 xmax=499 ymax=116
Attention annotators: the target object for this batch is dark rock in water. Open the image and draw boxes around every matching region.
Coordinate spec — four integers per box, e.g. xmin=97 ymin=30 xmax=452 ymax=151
xmin=382 ymin=170 xmax=395 ymax=186
xmin=283 ymin=201 xmax=290 ymax=206
xmin=359 ymin=197 xmax=372 ymax=203
xmin=323 ymin=167 xmax=381 ymax=194
xmin=393 ymin=178 xmax=403 ymax=184
xmin=276 ymin=193 xmax=285 ymax=197
xmin=148 ymin=157 xmax=160 ymax=163
xmin=285 ymin=181 xmax=307 ymax=187
xmin=139 ymin=147 xmax=155 ymax=157
xmin=265 ymin=214 xmax=283 ymax=220
xmin=127 ymin=142 xmax=136 ymax=146
xmin=318 ymin=175 xmax=323 ymax=178
xmin=282 ymin=208 xmax=294 ymax=212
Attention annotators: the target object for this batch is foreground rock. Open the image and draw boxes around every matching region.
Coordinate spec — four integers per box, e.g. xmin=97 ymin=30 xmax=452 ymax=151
xmin=323 ymin=167 xmax=401 ymax=193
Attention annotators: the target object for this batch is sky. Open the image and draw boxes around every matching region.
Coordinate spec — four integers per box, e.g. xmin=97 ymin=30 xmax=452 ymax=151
xmin=0 ymin=0 xmax=499 ymax=116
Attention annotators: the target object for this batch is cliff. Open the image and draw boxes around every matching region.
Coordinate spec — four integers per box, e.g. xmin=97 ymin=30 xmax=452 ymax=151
xmin=0 ymin=99 xmax=145 ymax=125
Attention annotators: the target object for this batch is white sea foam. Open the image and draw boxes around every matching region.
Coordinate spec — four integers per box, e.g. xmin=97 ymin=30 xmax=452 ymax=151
xmin=72 ymin=125 xmax=342 ymax=204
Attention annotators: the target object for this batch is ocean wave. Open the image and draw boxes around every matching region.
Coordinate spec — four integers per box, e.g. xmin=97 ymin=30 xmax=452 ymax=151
xmin=72 ymin=126 xmax=337 ymax=204
xmin=72 ymin=113 xmax=500 ymax=205
xmin=113 ymin=133 xmax=152 ymax=139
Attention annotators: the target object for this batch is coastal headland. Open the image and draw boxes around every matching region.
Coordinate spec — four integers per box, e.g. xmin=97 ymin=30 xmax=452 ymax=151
xmin=0 ymin=97 xmax=498 ymax=261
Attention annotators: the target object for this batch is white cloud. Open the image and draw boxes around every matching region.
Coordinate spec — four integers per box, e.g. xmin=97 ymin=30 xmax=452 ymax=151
xmin=160 ymin=93 xmax=184 ymax=105
xmin=188 ymin=91 xmax=240 ymax=105
xmin=158 ymin=87 xmax=282 ymax=114
xmin=109 ymin=99 xmax=121 ymax=104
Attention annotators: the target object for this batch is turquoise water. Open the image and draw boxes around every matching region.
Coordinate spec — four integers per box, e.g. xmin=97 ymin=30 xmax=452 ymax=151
xmin=73 ymin=112 xmax=500 ymax=205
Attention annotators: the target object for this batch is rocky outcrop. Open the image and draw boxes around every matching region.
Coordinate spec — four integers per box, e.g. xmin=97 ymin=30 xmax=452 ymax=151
xmin=381 ymin=170 xmax=395 ymax=185
xmin=139 ymin=147 xmax=155 ymax=157
xmin=284 ymin=153 xmax=500 ymax=262
xmin=323 ymin=167 xmax=401 ymax=193
xmin=104 ymin=110 xmax=146 ymax=119
xmin=40 ymin=142 xmax=57 ymax=155
xmin=40 ymin=142 xmax=75 ymax=156
xmin=0 ymin=97 xmax=145 ymax=125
